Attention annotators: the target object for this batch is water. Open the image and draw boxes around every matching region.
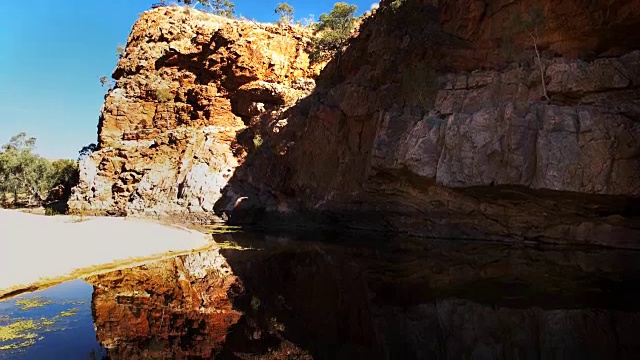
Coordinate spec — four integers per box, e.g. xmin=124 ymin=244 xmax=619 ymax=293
xmin=2 ymin=231 xmax=640 ymax=359
xmin=0 ymin=280 xmax=106 ymax=360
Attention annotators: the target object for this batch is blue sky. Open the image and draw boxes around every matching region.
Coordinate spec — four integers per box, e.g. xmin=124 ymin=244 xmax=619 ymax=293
xmin=0 ymin=0 xmax=378 ymax=160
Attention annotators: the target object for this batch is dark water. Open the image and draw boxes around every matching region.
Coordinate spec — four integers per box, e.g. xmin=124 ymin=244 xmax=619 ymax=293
xmin=2 ymin=231 xmax=640 ymax=359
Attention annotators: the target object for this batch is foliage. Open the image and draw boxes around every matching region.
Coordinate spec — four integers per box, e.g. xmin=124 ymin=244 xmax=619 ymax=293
xmin=172 ymin=0 xmax=235 ymax=17
xmin=116 ymin=45 xmax=125 ymax=59
xmin=99 ymin=75 xmax=114 ymax=90
xmin=253 ymin=134 xmax=263 ymax=149
xmin=390 ymin=0 xmax=406 ymax=11
xmin=309 ymin=2 xmax=358 ymax=64
xmin=154 ymin=86 xmax=173 ymax=102
xmin=78 ymin=143 xmax=97 ymax=161
xmin=49 ymin=159 xmax=78 ymax=188
xmin=0 ymin=133 xmax=78 ymax=207
xmin=275 ymin=2 xmax=294 ymax=25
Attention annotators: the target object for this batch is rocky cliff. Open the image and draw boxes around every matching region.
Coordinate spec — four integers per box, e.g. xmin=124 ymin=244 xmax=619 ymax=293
xmin=72 ymin=1 xmax=640 ymax=245
xmin=69 ymin=6 xmax=320 ymax=219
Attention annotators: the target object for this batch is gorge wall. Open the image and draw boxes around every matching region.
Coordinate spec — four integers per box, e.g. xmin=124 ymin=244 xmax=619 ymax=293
xmin=71 ymin=1 xmax=640 ymax=246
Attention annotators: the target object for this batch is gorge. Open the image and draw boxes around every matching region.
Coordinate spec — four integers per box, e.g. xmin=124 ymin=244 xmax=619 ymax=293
xmin=69 ymin=0 xmax=640 ymax=246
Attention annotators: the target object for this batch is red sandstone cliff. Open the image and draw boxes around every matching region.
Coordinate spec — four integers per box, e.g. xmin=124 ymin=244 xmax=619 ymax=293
xmin=69 ymin=6 xmax=320 ymax=219
xmin=72 ymin=1 xmax=640 ymax=245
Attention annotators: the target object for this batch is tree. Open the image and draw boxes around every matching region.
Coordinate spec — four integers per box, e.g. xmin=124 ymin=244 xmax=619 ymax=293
xmin=116 ymin=45 xmax=125 ymax=59
xmin=275 ymin=3 xmax=294 ymax=25
xmin=174 ymin=0 xmax=235 ymax=18
xmin=0 ymin=132 xmax=39 ymax=204
xmin=99 ymin=75 xmax=114 ymax=90
xmin=0 ymin=133 xmax=79 ymax=207
xmin=310 ymin=2 xmax=358 ymax=63
xmin=78 ymin=143 xmax=97 ymax=161
xmin=508 ymin=6 xmax=549 ymax=101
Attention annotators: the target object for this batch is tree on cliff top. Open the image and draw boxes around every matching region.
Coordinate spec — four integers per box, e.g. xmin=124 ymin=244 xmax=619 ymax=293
xmin=275 ymin=2 xmax=295 ymax=25
xmin=310 ymin=2 xmax=358 ymax=63
xmin=171 ymin=0 xmax=236 ymax=17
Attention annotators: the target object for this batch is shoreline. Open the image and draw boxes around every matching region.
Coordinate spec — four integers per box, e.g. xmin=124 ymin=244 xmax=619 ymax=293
xmin=0 ymin=209 xmax=213 ymax=300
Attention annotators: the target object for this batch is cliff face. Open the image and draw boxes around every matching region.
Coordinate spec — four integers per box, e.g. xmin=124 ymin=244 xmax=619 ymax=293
xmin=69 ymin=7 xmax=319 ymax=218
xmin=218 ymin=0 xmax=640 ymax=245
xmin=73 ymin=1 xmax=640 ymax=245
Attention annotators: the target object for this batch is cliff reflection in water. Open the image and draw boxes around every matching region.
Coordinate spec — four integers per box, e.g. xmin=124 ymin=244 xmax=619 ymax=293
xmin=87 ymin=232 xmax=640 ymax=360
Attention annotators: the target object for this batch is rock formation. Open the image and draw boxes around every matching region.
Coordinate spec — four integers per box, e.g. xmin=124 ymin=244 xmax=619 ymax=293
xmin=69 ymin=6 xmax=320 ymax=219
xmin=72 ymin=1 xmax=640 ymax=246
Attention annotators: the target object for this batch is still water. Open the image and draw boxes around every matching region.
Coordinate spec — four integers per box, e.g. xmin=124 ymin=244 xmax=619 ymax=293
xmin=1 ymin=230 xmax=640 ymax=359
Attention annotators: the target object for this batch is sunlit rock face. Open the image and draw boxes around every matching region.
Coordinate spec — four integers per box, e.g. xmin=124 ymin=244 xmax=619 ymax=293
xmin=69 ymin=6 xmax=321 ymax=219
xmin=87 ymin=233 xmax=640 ymax=359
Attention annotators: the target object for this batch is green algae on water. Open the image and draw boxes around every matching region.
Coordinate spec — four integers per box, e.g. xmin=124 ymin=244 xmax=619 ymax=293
xmin=59 ymin=308 xmax=79 ymax=317
xmin=0 ymin=297 xmax=82 ymax=352
xmin=15 ymin=296 xmax=53 ymax=311
xmin=0 ymin=319 xmax=44 ymax=351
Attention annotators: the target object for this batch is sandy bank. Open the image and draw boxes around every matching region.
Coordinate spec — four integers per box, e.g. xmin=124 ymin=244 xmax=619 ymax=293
xmin=0 ymin=209 xmax=211 ymax=298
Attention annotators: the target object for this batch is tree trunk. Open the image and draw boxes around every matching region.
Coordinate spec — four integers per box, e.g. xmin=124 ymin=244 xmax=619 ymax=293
xmin=530 ymin=33 xmax=550 ymax=101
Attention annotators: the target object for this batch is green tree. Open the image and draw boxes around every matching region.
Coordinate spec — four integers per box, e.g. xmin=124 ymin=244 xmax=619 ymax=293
xmin=310 ymin=2 xmax=358 ymax=63
xmin=0 ymin=133 xmax=78 ymax=207
xmin=275 ymin=2 xmax=294 ymax=25
xmin=78 ymin=143 xmax=97 ymax=161
xmin=0 ymin=132 xmax=38 ymax=204
xmin=174 ymin=0 xmax=235 ymax=17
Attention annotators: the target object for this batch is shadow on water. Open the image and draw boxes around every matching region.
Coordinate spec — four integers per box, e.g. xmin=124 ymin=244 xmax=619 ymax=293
xmin=79 ymin=231 xmax=640 ymax=360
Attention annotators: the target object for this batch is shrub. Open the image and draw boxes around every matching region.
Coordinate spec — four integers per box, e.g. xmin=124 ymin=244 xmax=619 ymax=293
xmin=253 ymin=134 xmax=263 ymax=149
xmin=116 ymin=45 xmax=125 ymax=59
xmin=390 ymin=0 xmax=405 ymax=11
xmin=154 ymin=86 xmax=173 ymax=102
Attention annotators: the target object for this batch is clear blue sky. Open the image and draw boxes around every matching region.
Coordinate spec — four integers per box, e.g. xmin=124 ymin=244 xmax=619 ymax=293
xmin=0 ymin=0 xmax=378 ymax=160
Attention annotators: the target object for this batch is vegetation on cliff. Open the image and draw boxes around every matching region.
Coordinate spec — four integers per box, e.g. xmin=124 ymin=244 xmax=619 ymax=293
xmin=164 ymin=0 xmax=236 ymax=17
xmin=310 ymin=2 xmax=359 ymax=63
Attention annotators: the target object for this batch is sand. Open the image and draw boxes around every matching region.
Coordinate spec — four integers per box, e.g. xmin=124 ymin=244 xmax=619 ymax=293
xmin=0 ymin=209 xmax=211 ymax=297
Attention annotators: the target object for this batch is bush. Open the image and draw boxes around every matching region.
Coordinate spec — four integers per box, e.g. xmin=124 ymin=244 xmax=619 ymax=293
xmin=309 ymin=2 xmax=358 ymax=64
xmin=253 ymin=134 xmax=263 ymax=149
xmin=154 ymin=86 xmax=173 ymax=102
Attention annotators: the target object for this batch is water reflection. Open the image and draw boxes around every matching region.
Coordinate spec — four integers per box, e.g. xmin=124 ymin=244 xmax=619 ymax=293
xmin=86 ymin=232 xmax=640 ymax=360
